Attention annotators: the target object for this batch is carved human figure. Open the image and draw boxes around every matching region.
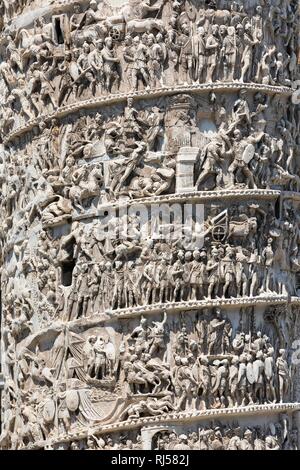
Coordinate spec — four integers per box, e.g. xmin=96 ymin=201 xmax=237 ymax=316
xmin=131 ymin=35 xmax=149 ymax=90
xmin=205 ymin=25 xmax=220 ymax=82
xmin=177 ymin=22 xmax=194 ymax=84
xmin=276 ymin=349 xmax=290 ymax=403
xmin=264 ymin=347 xmax=276 ymax=403
xmin=221 ymin=26 xmax=236 ymax=82
xmin=190 ymin=250 xmax=207 ymax=300
xmin=261 ymin=238 xmax=274 ymax=293
xmin=207 ymin=309 xmax=225 ymax=355
xmin=101 ymin=37 xmax=120 ymax=92
xmin=240 ymin=23 xmax=259 ymax=83
xmin=206 ymin=247 xmax=221 ymax=299
xmin=148 ymin=311 xmax=167 ymax=358
xmin=195 ymin=26 xmax=206 ymax=83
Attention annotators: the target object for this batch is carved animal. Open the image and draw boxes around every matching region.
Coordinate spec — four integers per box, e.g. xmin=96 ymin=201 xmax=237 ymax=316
xmin=126 ymin=19 xmax=165 ymax=34
xmin=69 ymin=165 xmax=103 ymax=212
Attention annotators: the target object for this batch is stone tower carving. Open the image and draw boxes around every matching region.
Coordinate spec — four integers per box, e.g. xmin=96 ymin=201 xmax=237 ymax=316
xmin=0 ymin=0 xmax=300 ymax=451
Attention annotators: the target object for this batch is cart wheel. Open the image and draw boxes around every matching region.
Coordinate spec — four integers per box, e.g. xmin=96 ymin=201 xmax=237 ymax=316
xmin=212 ymin=225 xmax=227 ymax=242
xmin=109 ymin=27 xmax=121 ymax=41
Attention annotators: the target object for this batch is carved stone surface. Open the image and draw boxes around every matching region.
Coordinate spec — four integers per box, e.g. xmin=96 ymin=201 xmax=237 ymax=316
xmin=0 ymin=0 xmax=300 ymax=450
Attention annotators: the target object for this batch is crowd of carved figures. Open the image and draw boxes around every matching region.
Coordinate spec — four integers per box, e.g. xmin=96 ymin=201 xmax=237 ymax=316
xmin=0 ymin=0 xmax=299 ymax=129
xmin=1 ymin=89 xmax=300 ymax=251
xmin=17 ymin=198 xmax=300 ymax=323
xmin=0 ymin=300 xmax=298 ymax=449
xmin=120 ymin=312 xmax=292 ymax=412
xmin=1 ymin=304 xmax=296 ymax=436
xmin=1 ymin=0 xmax=300 ymax=452
xmin=3 ymin=420 xmax=297 ymax=450
xmin=153 ymin=421 xmax=298 ymax=450
xmin=2 ymin=195 xmax=300 ymax=337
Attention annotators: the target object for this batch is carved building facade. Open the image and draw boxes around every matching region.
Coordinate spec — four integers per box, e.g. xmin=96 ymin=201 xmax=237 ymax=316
xmin=0 ymin=0 xmax=300 ymax=450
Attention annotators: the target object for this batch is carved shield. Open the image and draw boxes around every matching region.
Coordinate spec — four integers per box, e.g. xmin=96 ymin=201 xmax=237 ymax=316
xmin=269 ymin=422 xmax=276 ymax=435
xmin=242 ymin=144 xmax=255 ymax=164
xmin=66 ymin=390 xmax=80 ymax=412
xmin=43 ymin=399 xmax=56 ymax=423
xmin=246 ymin=362 xmax=255 ymax=384
xmin=264 ymin=358 xmax=273 ymax=380
xmin=185 ymin=3 xmax=197 ymax=21
xmin=69 ymin=62 xmax=80 ymax=81
xmin=252 ymin=360 xmax=261 ymax=383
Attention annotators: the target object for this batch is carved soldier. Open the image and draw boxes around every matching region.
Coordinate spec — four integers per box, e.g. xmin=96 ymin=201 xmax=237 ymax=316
xmin=94 ymin=336 xmax=109 ymax=380
xmin=70 ymin=3 xmax=84 ymax=32
xmin=237 ymin=354 xmax=248 ymax=406
xmin=196 ymin=139 xmax=225 ymax=190
xmin=261 ymin=238 xmax=274 ymax=293
xmin=198 ymin=356 xmax=210 ymax=409
xmin=177 ymin=21 xmax=194 ymax=84
xmin=211 ymin=359 xmax=229 ymax=408
xmin=130 ymin=316 xmax=149 ymax=356
xmin=228 ymin=356 xmax=239 ymax=407
xmin=222 ymin=246 xmax=236 ymax=298
xmin=131 ymin=35 xmax=149 ymax=90
xmin=222 ymin=26 xmax=236 ymax=82
xmin=57 ymin=51 xmax=79 ymax=106
xmin=207 ymin=309 xmax=225 ymax=355
xmin=253 ymin=351 xmax=265 ymax=404
xmin=205 ymin=24 xmax=220 ymax=82
xmin=87 ymin=263 xmax=102 ymax=313
xmin=206 ymin=247 xmax=222 ymax=299
xmin=228 ymin=129 xmax=258 ymax=189
xmin=101 ymin=37 xmax=120 ymax=92
xmin=101 ymin=261 xmax=114 ymax=310
xmin=240 ymin=429 xmax=254 ymax=450
xmin=172 ymin=250 xmax=185 ymax=302
xmin=189 ymin=250 xmax=207 ymax=300
xmin=264 ymin=347 xmax=276 ymax=403
xmin=276 ymin=349 xmax=290 ymax=403
xmin=195 ymin=26 xmax=206 ymax=83
xmin=148 ymin=311 xmax=168 ymax=358
xmin=141 ymin=258 xmax=156 ymax=305
xmin=147 ymin=34 xmax=164 ymax=88
xmin=112 ymin=261 xmax=125 ymax=310
xmin=123 ymin=34 xmax=135 ymax=89
xmin=240 ymin=23 xmax=259 ymax=83
xmin=124 ymin=261 xmax=140 ymax=308
xmin=222 ymin=314 xmax=232 ymax=354
xmin=156 ymin=257 xmax=170 ymax=304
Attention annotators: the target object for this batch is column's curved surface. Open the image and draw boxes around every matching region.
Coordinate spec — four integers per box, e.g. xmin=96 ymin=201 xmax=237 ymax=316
xmin=0 ymin=0 xmax=300 ymax=450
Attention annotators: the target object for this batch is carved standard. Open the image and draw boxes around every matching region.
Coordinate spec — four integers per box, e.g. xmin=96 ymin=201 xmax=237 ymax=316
xmin=0 ymin=0 xmax=300 ymax=451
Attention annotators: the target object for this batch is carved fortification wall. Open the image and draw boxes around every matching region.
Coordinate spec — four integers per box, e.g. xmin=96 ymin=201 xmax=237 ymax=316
xmin=0 ymin=0 xmax=300 ymax=451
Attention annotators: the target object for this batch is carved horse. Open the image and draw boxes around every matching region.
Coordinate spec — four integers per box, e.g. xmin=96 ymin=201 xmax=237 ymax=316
xmin=69 ymin=165 xmax=103 ymax=212
xmin=126 ymin=18 xmax=165 ymax=34
xmin=15 ymin=29 xmax=54 ymax=69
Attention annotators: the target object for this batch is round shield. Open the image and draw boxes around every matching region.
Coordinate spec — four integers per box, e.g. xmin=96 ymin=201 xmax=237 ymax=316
xmin=242 ymin=144 xmax=255 ymax=164
xmin=246 ymin=362 xmax=255 ymax=385
xmin=43 ymin=399 xmax=56 ymax=423
xmin=66 ymin=390 xmax=80 ymax=412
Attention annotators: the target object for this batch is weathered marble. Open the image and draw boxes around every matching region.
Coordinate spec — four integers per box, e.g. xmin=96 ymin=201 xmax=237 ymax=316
xmin=0 ymin=0 xmax=300 ymax=450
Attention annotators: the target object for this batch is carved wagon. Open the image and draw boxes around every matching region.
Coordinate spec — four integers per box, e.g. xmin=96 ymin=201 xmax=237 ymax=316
xmin=102 ymin=16 xmax=127 ymax=41
xmin=207 ymin=210 xmax=257 ymax=242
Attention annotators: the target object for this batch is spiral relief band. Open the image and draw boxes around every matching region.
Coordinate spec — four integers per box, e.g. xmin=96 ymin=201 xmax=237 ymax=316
xmin=0 ymin=0 xmax=300 ymax=451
